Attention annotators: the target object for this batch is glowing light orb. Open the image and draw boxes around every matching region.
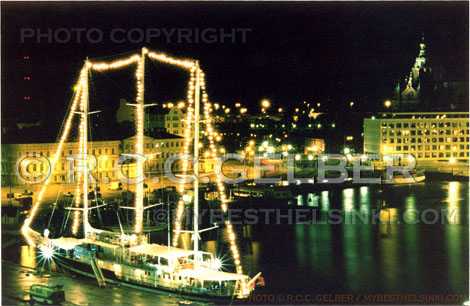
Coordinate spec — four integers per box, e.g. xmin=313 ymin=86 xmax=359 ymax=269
xmin=212 ymin=258 xmax=222 ymax=270
xmin=40 ymin=245 xmax=53 ymax=259
xmin=261 ymin=99 xmax=270 ymax=109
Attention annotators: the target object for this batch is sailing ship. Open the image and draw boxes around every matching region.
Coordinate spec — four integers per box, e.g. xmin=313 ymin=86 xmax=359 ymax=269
xmin=21 ymin=48 xmax=261 ymax=301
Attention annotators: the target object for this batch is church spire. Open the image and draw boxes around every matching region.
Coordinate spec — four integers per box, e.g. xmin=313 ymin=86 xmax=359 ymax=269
xmin=419 ymin=33 xmax=426 ymax=57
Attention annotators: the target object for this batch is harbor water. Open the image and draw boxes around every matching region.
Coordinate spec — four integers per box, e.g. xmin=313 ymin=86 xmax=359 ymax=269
xmin=3 ymin=181 xmax=468 ymax=304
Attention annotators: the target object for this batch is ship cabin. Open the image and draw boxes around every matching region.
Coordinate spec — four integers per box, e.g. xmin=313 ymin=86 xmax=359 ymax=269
xmin=128 ymin=243 xmax=251 ymax=297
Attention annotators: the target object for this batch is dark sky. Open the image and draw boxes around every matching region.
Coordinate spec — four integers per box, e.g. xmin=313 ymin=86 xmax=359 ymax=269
xmin=1 ymin=1 xmax=468 ymax=128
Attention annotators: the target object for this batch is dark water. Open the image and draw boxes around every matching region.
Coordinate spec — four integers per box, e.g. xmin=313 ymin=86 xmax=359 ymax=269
xmin=206 ymin=181 xmax=469 ymax=297
xmin=8 ymin=181 xmax=469 ymax=302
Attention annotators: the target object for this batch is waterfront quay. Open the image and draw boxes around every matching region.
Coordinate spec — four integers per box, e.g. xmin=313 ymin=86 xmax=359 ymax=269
xmin=2 ymin=249 xmax=201 ymax=306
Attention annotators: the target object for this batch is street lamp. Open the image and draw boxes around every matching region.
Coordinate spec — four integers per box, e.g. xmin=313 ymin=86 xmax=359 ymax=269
xmin=261 ymin=99 xmax=270 ymax=113
xmin=384 ymin=100 xmax=392 ymax=109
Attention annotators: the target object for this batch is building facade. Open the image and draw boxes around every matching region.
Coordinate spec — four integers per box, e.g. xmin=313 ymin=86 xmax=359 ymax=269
xmin=363 ymin=112 xmax=469 ymax=162
xmin=1 ymin=135 xmax=187 ymax=186
xmin=164 ymin=107 xmax=186 ymax=137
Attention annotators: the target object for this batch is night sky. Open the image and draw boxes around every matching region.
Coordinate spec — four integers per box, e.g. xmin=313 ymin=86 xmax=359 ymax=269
xmin=1 ymin=1 xmax=468 ymax=132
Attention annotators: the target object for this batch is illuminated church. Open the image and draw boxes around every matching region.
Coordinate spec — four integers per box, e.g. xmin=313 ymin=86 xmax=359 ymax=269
xmin=391 ymin=34 xmax=468 ymax=111
xmin=392 ymin=35 xmax=433 ymax=111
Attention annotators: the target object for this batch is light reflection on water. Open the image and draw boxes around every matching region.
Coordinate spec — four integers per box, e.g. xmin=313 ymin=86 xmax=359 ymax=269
xmin=20 ymin=245 xmax=36 ymax=269
xmin=249 ymin=181 xmax=468 ymax=295
xmin=12 ymin=181 xmax=468 ymax=297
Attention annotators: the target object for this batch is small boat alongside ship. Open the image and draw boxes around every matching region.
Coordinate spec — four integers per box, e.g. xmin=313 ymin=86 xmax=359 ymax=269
xmin=381 ymin=169 xmax=426 ymax=185
xmin=232 ymin=183 xmax=294 ymax=200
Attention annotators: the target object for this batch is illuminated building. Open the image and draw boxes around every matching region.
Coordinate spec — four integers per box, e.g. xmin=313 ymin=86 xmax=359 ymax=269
xmin=1 ymin=135 xmax=184 ymax=186
xmin=364 ymin=112 xmax=469 ymax=162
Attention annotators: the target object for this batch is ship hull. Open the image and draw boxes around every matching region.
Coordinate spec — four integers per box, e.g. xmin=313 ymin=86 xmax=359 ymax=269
xmin=54 ymin=255 xmax=237 ymax=303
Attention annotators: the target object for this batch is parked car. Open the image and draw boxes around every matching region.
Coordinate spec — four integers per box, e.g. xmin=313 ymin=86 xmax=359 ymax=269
xmin=23 ymin=189 xmax=33 ymax=196
xmin=30 ymin=284 xmax=65 ymax=305
xmin=13 ymin=189 xmax=33 ymax=199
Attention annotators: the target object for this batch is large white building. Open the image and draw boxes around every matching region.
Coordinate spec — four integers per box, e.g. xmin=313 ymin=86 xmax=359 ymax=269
xmin=363 ymin=112 xmax=469 ymax=161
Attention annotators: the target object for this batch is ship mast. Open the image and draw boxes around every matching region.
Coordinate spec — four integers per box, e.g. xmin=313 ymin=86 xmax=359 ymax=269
xmin=82 ymin=64 xmax=89 ymax=235
xmin=80 ymin=61 xmax=100 ymax=236
xmin=193 ymin=61 xmax=201 ymax=257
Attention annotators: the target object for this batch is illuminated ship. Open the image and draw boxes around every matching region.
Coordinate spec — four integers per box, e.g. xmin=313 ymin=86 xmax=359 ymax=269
xmin=21 ymin=48 xmax=261 ymax=301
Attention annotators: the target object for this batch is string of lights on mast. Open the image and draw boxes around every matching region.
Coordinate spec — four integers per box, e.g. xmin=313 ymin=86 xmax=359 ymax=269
xmin=21 ymin=48 xmax=244 ymax=275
